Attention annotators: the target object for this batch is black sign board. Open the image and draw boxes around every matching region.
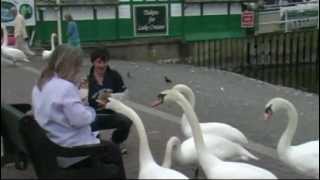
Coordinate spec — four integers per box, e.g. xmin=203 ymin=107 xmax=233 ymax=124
xmin=134 ymin=5 xmax=168 ymax=36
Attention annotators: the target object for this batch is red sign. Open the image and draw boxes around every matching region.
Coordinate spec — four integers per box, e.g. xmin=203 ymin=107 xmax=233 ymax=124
xmin=241 ymin=10 xmax=255 ymax=28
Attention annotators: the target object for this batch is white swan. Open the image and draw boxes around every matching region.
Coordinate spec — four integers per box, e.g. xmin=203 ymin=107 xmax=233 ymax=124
xmin=264 ymin=97 xmax=319 ymax=178
xmin=155 ymin=89 xmax=277 ymax=179
xmin=173 ymin=84 xmax=248 ymax=145
xmin=105 ymin=98 xmax=189 ymax=179
xmin=42 ymin=33 xmax=56 ymax=60
xmin=154 ymin=85 xmax=258 ymax=169
xmin=1 ymin=23 xmax=29 ymax=63
xmin=161 ymin=132 xmax=258 ymax=169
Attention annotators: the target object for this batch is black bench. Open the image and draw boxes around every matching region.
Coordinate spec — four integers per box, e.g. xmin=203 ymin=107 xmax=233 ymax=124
xmin=2 ymin=103 xmax=126 ymax=179
xmin=1 ymin=103 xmax=30 ymax=170
xmin=20 ymin=115 xmax=127 ymax=179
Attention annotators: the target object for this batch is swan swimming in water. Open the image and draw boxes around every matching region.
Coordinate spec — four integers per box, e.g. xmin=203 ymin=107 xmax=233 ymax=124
xmin=103 ymin=97 xmax=188 ymax=179
xmin=264 ymin=97 xmax=319 ymax=179
xmin=154 ymin=89 xmax=277 ymax=179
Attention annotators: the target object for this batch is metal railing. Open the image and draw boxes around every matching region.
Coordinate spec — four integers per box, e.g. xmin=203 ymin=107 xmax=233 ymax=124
xmin=186 ymin=29 xmax=319 ymax=94
xmin=257 ymin=1 xmax=319 ymax=32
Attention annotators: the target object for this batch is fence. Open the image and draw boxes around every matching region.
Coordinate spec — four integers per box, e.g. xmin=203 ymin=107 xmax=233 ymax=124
xmin=187 ymin=29 xmax=319 ymax=94
xmin=257 ymin=1 xmax=319 ymax=33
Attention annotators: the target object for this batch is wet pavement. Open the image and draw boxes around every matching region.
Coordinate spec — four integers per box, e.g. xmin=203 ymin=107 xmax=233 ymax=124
xmin=1 ymin=53 xmax=319 ymax=179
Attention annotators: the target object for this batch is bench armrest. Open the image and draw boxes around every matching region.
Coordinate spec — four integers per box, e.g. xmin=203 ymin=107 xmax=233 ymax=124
xmin=55 ymin=142 xmax=114 ymax=157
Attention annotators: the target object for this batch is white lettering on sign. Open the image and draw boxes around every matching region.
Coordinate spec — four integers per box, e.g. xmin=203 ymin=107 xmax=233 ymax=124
xmin=143 ymin=10 xmax=159 ymax=16
xmin=137 ymin=24 xmax=165 ymax=31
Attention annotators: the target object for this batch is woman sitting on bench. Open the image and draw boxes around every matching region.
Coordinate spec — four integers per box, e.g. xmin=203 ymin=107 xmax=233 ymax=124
xmin=31 ymin=44 xmax=126 ymax=177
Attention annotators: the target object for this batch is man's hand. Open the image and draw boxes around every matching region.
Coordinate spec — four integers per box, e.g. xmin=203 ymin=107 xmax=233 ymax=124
xmin=96 ymin=99 xmax=108 ymax=109
xmin=96 ymin=91 xmax=111 ymax=108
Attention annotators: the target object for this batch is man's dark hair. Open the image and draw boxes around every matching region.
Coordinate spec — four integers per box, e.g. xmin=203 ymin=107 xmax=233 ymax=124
xmin=90 ymin=47 xmax=110 ymax=63
xmin=64 ymin=14 xmax=73 ymax=21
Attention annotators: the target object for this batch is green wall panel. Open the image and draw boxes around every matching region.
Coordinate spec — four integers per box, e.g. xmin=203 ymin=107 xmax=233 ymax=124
xmin=183 ymin=15 xmax=246 ymax=41
xmin=94 ymin=20 xmax=117 ymax=41
xmin=36 ymin=21 xmax=57 ymax=43
xmin=169 ymin=17 xmax=182 ymax=37
xmin=34 ymin=3 xmax=248 ymax=43
xmin=118 ymin=19 xmax=134 ymax=39
xmin=62 ymin=20 xmax=117 ymax=42
xmin=36 ymin=20 xmax=118 ymax=43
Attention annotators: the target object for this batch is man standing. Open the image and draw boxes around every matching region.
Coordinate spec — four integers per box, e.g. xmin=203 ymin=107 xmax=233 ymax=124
xmin=64 ymin=14 xmax=81 ymax=48
xmin=12 ymin=7 xmax=34 ymax=56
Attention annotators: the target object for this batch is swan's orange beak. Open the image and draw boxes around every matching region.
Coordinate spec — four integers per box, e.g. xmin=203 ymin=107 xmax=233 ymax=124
xmin=264 ymin=105 xmax=273 ymax=121
xmin=150 ymin=99 xmax=162 ymax=108
xmin=264 ymin=112 xmax=272 ymax=121
xmin=150 ymin=93 xmax=166 ymax=108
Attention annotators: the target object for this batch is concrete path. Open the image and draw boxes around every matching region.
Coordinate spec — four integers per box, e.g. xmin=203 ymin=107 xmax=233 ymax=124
xmin=1 ymin=54 xmax=318 ymax=179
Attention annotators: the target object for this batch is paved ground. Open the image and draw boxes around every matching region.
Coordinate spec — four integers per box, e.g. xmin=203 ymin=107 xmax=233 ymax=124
xmin=1 ymin=51 xmax=319 ymax=179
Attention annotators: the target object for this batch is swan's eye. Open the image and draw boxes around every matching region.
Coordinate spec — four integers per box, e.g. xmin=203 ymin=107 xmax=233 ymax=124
xmin=157 ymin=93 xmax=166 ymax=102
xmin=265 ymin=105 xmax=273 ymax=115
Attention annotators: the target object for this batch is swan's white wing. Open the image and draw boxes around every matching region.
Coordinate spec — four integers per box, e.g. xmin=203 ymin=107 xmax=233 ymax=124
xmin=201 ymin=122 xmax=248 ymax=145
xmin=42 ymin=50 xmax=51 ymax=59
xmin=180 ymin=134 xmax=256 ymax=164
xmin=111 ymin=89 xmax=129 ymax=101
xmin=183 ymin=121 xmax=248 ymax=145
xmin=210 ymin=161 xmax=277 ymax=179
xmin=178 ymin=135 xmax=234 ymax=165
xmin=287 ymin=140 xmax=319 ymax=178
xmin=139 ymin=165 xmax=188 ymax=179
xmin=2 ymin=47 xmax=29 ymax=62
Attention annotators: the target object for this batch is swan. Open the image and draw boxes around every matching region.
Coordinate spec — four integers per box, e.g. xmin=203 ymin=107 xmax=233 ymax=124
xmin=152 ymin=86 xmax=258 ymax=167
xmin=264 ymin=97 xmax=319 ymax=178
xmin=1 ymin=23 xmax=29 ymax=63
xmin=173 ymin=84 xmax=249 ymax=145
xmin=161 ymin=131 xmax=258 ymax=168
xmin=154 ymin=89 xmax=277 ymax=179
xmin=42 ymin=33 xmax=56 ymax=60
xmin=103 ymin=98 xmax=189 ymax=179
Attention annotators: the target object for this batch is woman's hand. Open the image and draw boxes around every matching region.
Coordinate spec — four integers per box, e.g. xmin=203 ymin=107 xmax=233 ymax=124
xmin=80 ymin=78 xmax=88 ymax=89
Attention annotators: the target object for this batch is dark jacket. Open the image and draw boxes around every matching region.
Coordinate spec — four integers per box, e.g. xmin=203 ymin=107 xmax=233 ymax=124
xmin=87 ymin=66 xmax=126 ymax=110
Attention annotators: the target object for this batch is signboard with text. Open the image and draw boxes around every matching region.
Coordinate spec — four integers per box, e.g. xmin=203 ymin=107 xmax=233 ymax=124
xmin=1 ymin=0 xmax=36 ymax=26
xmin=241 ymin=10 xmax=254 ymax=28
xmin=133 ymin=4 xmax=168 ymax=37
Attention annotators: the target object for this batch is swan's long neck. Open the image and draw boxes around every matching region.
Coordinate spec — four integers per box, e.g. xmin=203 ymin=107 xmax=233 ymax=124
xmin=181 ymin=114 xmax=191 ymax=136
xmin=175 ymin=94 xmax=220 ymax=164
xmin=176 ymin=86 xmax=196 ymax=135
xmin=2 ymin=25 xmax=8 ymax=47
xmin=277 ymin=100 xmax=298 ymax=157
xmin=110 ymin=102 xmax=155 ymax=167
xmin=179 ymin=87 xmax=196 ymax=108
xmin=50 ymin=34 xmax=55 ymax=50
xmin=126 ymin=107 xmax=155 ymax=166
xmin=162 ymin=137 xmax=181 ymax=168
xmin=175 ymin=94 xmax=207 ymax=153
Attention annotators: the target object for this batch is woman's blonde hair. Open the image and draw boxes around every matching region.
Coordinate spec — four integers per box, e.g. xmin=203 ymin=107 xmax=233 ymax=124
xmin=37 ymin=44 xmax=83 ymax=90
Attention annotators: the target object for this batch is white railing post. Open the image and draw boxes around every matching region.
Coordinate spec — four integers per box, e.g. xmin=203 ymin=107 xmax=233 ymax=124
xmin=285 ymin=10 xmax=288 ymax=32
xmin=57 ymin=0 xmax=62 ymax=44
xmin=317 ymin=5 xmax=319 ymax=29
